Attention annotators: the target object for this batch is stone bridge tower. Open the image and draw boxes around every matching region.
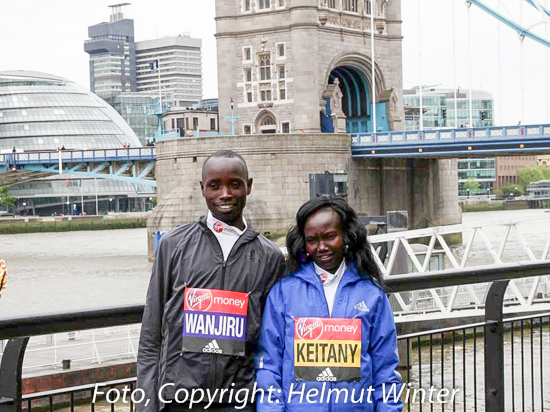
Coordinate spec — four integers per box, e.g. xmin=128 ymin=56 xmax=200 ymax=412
xmin=215 ymin=0 xmax=404 ymax=135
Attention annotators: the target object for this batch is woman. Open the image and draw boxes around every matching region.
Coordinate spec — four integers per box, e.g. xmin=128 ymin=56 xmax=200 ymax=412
xmin=256 ymin=196 xmax=402 ymax=411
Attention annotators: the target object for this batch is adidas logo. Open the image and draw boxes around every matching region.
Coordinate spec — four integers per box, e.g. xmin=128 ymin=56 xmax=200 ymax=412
xmin=354 ymin=301 xmax=370 ymax=312
xmin=316 ymin=367 xmax=337 ymax=382
xmin=202 ymin=339 xmax=222 ymax=354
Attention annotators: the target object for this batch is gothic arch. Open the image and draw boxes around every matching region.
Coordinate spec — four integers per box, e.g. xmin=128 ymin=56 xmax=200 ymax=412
xmin=324 ymin=52 xmax=387 ymax=99
xmin=254 ymin=109 xmax=278 ymax=134
xmin=322 ymin=52 xmax=389 ymax=133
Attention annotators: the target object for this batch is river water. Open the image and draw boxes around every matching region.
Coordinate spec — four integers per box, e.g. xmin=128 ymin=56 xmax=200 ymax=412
xmin=1 ymin=209 xmax=550 ymax=411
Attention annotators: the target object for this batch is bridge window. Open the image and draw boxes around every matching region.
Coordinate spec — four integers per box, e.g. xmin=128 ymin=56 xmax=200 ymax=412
xmin=243 ymin=47 xmax=252 ymax=62
xmin=343 ymin=0 xmax=357 ymax=12
xmin=276 ymin=43 xmax=285 ymax=59
xmin=210 ymin=118 xmax=216 ymax=130
xmin=244 ymin=0 xmax=251 ymax=11
xmin=244 ymin=68 xmax=252 ymax=83
xmin=327 ymin=0 xmax=337 ymax=8
xmin=259 ymin=0 xmax=270 ymax=9
xmin=364 ymin=0 xmax=371 ymax=15
xmin=259 ymin=54 xmax=271 ymax=80
xmin=282 ymin=122 xmax=290 ymax=133
xmin=193 ymin=118 xmax=198 ymax=129
xmin=260 ymin=88 xmax=272 ymax=102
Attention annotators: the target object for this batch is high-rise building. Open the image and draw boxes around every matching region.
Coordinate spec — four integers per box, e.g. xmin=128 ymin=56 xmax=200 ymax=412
xmin=84 ymin=3 xmax=137 ymax=98
xmin=135 ymin=35 xmax=203 ymax=109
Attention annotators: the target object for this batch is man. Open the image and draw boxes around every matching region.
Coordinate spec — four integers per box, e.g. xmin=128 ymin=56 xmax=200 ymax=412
xmin=138 ymin=150 xmax=285 ymax=411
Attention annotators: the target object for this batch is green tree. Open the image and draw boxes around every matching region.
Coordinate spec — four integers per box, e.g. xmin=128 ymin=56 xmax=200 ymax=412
xmin=517 ymin=166 xmax=550 ymax=188
xmin=500 ymin=183 xmax=524 ymax=197
xmin=463 ymin=177 xmax=480 ymax=194
xmin=0 ymin=187 xmax=15 ymax=208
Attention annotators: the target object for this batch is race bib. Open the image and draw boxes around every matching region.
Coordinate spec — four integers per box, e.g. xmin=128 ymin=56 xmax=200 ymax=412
xmin=182 ymin=287 xmax=249 ymax=357
xmin=294 ymin=317 xmax=361 ymax=382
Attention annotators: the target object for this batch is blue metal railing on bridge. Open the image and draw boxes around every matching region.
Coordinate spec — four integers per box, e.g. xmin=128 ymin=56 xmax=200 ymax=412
xmin=0 ymin=148 xmax=155 ymax=167
xmin=352 ymin=123 xmax=550 ymax=158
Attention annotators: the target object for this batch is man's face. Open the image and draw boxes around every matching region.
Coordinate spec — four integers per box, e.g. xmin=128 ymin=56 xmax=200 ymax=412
xmin=200 ymin=157 xmax=252 ymax=228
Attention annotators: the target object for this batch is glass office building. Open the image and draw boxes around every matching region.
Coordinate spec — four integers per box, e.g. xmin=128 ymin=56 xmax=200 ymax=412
xmin=403 ymin=87 xmax=496 ymax=196
xmin=0 ymin=71 xmax=154 ymax=215
xmin=403 ymin=88 xmax=494 ymax=130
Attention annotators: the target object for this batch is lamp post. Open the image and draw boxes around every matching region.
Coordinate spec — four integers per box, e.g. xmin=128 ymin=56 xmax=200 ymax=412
xmin=487 ymin=187 xmax=491 ymax=200
xmin=467 ymin=188 xmax=470 ymax=199
xmin=514 ymin=187 xmax=518 ymax=197
xmin=65 ymin=200 xmax=70 ymax=216
xmin=109 ymin=198 xmax=113 ymax=212
xmin=22 ymin=202 xmax=26 ymax=216
xmin=225 ymin=98 xmax=241 ymax=135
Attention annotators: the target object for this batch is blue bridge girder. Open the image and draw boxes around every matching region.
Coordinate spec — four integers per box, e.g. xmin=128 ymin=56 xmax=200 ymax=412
xmin=351 ymin=124 xmax=550 ymax=158
xmin=0 ymin=148 xmax=157 ymax=187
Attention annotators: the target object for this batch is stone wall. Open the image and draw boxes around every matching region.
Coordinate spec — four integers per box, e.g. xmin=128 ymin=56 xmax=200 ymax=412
xmin=147 ymin=133 xmax=462 ymax=257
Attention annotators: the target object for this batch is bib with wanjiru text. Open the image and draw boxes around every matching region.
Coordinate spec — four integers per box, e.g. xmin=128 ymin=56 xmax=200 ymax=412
xmin=294 ymin=317 xmax=361 ymax=382
xmin=182 ymin=287 xmax=249 ymax=357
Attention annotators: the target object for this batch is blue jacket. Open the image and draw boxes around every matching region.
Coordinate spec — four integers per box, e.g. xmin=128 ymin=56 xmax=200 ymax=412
xmin=255 ymin=262 xmax=403 ymax=412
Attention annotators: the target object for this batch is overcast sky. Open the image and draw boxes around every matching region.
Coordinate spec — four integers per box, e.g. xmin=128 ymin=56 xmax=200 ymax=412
xmin=1 ymin=0 xmax=549 ymax=126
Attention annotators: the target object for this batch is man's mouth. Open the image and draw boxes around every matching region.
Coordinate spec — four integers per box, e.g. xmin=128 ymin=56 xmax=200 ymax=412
xmin=216 ymin=204 xmax=235 ymax=211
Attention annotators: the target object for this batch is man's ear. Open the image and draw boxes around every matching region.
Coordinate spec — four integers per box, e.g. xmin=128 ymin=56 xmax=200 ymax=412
xmin=247 ymin=178 xmax=253 ymax=195
xmin=200 ymin=181 xmax=205 ymax=196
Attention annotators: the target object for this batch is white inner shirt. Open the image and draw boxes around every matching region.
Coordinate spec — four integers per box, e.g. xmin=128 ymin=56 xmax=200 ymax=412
xmin=313 ymin=260 xmax=347 ymax=316
xmin=206 ymin=211 xmax=247 ymax=261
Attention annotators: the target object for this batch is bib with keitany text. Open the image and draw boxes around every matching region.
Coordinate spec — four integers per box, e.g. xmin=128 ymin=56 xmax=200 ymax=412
xmin=294 ymin=317 xmax=361 ymax=382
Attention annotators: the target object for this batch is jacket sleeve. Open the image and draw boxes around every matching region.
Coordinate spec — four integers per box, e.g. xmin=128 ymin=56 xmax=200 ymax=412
xmin=370 ymin=291 xmax=403 ymax=412
xmin=137 ymin=236 xmax=172 ymax=412
xmin=255 ymin=281 xmax=286 ymax=412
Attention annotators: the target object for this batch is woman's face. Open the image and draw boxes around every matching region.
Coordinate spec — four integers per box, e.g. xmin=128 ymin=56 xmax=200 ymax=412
xmin=304 ymin=208 xmax=345 ymax=273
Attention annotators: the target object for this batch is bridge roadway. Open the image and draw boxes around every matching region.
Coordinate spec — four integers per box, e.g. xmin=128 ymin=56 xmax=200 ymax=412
xmin=352 ymin=123 xmax=550 ymax=158
xmin=1 ymin=123 xmax=549 ymax=187
xmin=0 ymin=148 xmax=156 ymax=188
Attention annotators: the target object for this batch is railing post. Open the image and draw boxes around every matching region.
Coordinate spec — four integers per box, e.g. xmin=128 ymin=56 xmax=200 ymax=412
xmin=0 ymin=337 xmax=30 ymax=412
xmin=485 ymin=280 xmax=509 ymax=412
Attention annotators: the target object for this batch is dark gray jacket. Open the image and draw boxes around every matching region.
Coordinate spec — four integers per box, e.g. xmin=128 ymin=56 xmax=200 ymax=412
xmin=137 ymin=216 xmax=285 ymax=412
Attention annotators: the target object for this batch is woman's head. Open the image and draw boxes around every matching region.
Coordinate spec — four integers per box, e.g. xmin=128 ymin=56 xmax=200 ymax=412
xmin=286 ymin=196 xmax=381 ymax=281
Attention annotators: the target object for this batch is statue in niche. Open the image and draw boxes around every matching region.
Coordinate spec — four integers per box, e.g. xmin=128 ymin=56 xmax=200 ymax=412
xmin=323 ymin=78 xmax=347 ymax=133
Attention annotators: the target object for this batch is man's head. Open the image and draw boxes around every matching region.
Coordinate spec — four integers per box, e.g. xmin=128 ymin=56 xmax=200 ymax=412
xmin=200 ymin=150 xmax=252 ymax=230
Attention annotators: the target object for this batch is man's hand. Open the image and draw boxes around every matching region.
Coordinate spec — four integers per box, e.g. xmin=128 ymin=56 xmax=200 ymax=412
xmin=0 ymin=259 xmax=7 ymax=298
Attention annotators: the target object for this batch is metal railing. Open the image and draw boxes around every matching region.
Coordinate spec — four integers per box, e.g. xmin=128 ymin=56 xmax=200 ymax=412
xmin=369 ymin=217 xmax=550 ymax=321
xmin=0 ymin=325 xmax=140 ymax=371
xmin=2 ymin=261 xmax=550 ymax=411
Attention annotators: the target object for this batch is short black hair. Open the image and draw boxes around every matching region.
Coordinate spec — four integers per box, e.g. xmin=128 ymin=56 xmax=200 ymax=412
xmin=201 ymin=150 xmax=248 ymax=181
xmin=286 ymin=195 xmax=381 ymax=282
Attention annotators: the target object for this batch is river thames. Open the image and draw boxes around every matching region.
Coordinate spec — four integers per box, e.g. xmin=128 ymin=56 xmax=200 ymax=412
xmin=1 ymin=208 xmax=550 ymax=317
xmin=2 ymin=209 xmax=550 ymax=411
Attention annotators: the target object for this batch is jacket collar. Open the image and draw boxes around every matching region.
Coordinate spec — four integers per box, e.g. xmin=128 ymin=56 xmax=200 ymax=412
xmin=294 ymin=261 xmax=362 ymax=288
xmin=198 ymin=215 xmax=259 ymax=243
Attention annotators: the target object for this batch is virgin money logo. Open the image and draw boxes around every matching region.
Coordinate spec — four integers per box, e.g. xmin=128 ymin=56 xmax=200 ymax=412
xmin=296 ymin=317 xmax=323 ymax=340
xmin=186 ymin=288 xmax=213 ymax=311
xmin=213 ymin=222 xmax=223 ymax=233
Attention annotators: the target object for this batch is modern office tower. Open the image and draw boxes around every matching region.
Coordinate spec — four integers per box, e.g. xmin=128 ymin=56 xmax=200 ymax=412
xmin=135 ymin=35 xmax=203 ymax=109
xmin=84 ymin=3 xmax=137 ymax=98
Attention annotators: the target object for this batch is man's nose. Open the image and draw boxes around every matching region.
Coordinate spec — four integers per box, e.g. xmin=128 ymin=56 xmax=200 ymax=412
xmin=219 ymin=185 xmax=233 ymax=199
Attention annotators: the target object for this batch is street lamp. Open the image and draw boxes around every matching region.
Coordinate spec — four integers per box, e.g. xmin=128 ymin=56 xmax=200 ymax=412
xmin=226 ymin=97 xmax=240 ymax=135
xmin=487 ymin=187 xmax=490 ymax=199
xmin=22 ymin=202 xmax=26 ymax=216
xmin=467 ymin=188 xmax=470 ymax=199
xmin=109 ymin=198 xmax=113 ymax=212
